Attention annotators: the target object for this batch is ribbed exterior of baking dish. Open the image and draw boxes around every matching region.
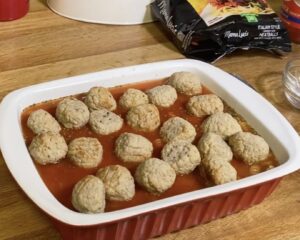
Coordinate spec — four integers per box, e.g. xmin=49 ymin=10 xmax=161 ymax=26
xmin=53 ymin=178 xmax=281 ymax=240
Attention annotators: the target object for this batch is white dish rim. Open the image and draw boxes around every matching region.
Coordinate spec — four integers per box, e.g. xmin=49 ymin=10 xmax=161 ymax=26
xmin=0 ymin=59 xmax=299 ymax=226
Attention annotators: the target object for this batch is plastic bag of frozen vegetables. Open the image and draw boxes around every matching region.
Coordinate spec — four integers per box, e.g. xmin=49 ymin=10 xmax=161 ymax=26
xmin=151 ymin=0 xmax=291 ymax=62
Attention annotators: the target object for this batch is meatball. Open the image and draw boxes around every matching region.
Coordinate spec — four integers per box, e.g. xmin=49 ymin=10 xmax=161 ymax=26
xmin=135 ymin=158 xmax=176 ymax=194
xmin=210 ymin=161 xmax=237 ymax=185
xmin=146 ymin=85 xmax=177 ymax=108
xmin=56 ymin=97 xmax=89 ymax=129
xmin=187 ymin=94 xmax=224 ymax=117
xmin=197 ymin=132 xmax=233 ymax=167
xmin=119 ymin=88 xmax=149 ymax=110
xmin=84 ymin=87 xmax=117 ymax=111
xmin=167 ymin=71 xmax=202 ymax=96
xmin=160 ymin=117 xmax=196 ymax=143
xmin=126 ymin=104 xmax=160 ymax=132
xmin=29 ymin=132 xmax=68 ymax=165
xmin=115 ymin=133 xmax=153 ymax=163
xmin=161 ymin=141 xmax=201 ymax=175
xmin=96 ymin=165 xmax=135 ymax=201
xmin=89 ymin=109 xmax=123 ymax=135
xmin=72 ymin=175 xmax=106 ymax=213
xmin=27 ymin=109 xmax=61 ymax=134
xmin=201 ymin=112 xmax=242 ymax=139
xmin=228 ymin=132 xmax=269 ymax=165
xmin=68 ymin=137 xmax=103 ymax=168
xmin=201 ymin=157 xmax=228 ymax=174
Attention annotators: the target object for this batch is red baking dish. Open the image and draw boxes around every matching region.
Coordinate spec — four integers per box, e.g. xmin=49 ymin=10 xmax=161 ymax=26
xmin=53 ymin=178 xmax=281 ymax=240
xmin=0 ymin=60 xmax=299 ymax=239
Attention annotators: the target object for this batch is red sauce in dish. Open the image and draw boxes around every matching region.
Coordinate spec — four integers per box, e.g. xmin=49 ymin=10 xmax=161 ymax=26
xmin=21 ymin=79 xmax=278 ymax=212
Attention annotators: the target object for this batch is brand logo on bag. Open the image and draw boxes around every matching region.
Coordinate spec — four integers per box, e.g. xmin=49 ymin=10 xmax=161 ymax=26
xmin=158 ymin=1 xmax=177 ymax=35
xmin=224 ymin=30 xmax=249 ymax=39
xmin=157 ymin=0 xmax=193 ymax=50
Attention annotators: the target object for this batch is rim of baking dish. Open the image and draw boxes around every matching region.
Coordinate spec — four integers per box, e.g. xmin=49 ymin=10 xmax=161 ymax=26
xmin=0 ymin=59 xmax=299 ymax=226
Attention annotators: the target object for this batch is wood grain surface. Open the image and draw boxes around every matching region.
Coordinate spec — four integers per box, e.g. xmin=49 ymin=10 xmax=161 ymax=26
xmin=1 ymin=1 xmax=300 ymax=239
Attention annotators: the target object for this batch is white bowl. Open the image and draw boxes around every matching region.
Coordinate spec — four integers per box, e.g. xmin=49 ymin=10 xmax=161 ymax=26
xmin=47 ymin=0 xmax=154 ymax=25
xmin=0 ymin=59 xmax=300 ymax=226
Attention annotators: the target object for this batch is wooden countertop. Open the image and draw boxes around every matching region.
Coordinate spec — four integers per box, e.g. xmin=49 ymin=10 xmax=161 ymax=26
xmin=1 ymin=1 xmax=300 ymax=239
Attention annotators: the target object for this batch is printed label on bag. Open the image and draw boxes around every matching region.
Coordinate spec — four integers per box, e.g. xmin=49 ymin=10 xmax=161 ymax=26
xmin=187 ymin=0 xmax=274 ymax=26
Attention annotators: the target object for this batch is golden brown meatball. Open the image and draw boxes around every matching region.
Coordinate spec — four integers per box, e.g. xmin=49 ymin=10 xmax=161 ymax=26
xmin=89 ymin=109 xmax=123 ymax=135
xmin=160 ymin=117 xmax=196 ymax=143
xmin=201 ymin=112 xmax=242 ymax=139
xmin=96 ymin=165 xmax=135 ymax=201
xmin=146 ymin=85 xmax=177 ymax=108
xmin=161 ymin=140 xmax=201 ymax=175
xmin=84 ymin=87 xmax=117 ymax=111
xmin=29 ymin=132 xmax=67 ymax=165
xmin=27 ymin=109 xmax=61 ymax=134
xmin=210 ymin=161 xmax=237 ymax=185
xmin=72 ymin=175 xmax=106 ymax=213
xmin=187 ymin=94 xmax=224 ymax=117
xmin=167 ymin=71 xmax=202 ymax=96
xmin=197 ymin=132 xmax=233 ymax=169
xmin=228 ymin=132 xmax=269 ymax=165
xmin=115 ymin=133 xmax=153 ymax=163
xmin=56 ymin=97 xmax=89 ymax=129
xmin=126 ymin=104 xmax=160 ymax=132
xmin=119 ymin=88 xmax=149 ymax=110
xmin=135 ymin=158 xmax=176 ymax=194
xmin=68 ymin=137 xmax=103 ymax=168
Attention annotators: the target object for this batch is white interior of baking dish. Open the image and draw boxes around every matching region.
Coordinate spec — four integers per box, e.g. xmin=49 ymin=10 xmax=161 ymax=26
xmin=0 ymin=59 xmax=299 ymax=226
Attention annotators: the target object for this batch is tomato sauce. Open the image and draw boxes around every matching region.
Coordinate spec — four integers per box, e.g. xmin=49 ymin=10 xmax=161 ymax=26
xmin=21 ymin=79 xmax=278 ymax=212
